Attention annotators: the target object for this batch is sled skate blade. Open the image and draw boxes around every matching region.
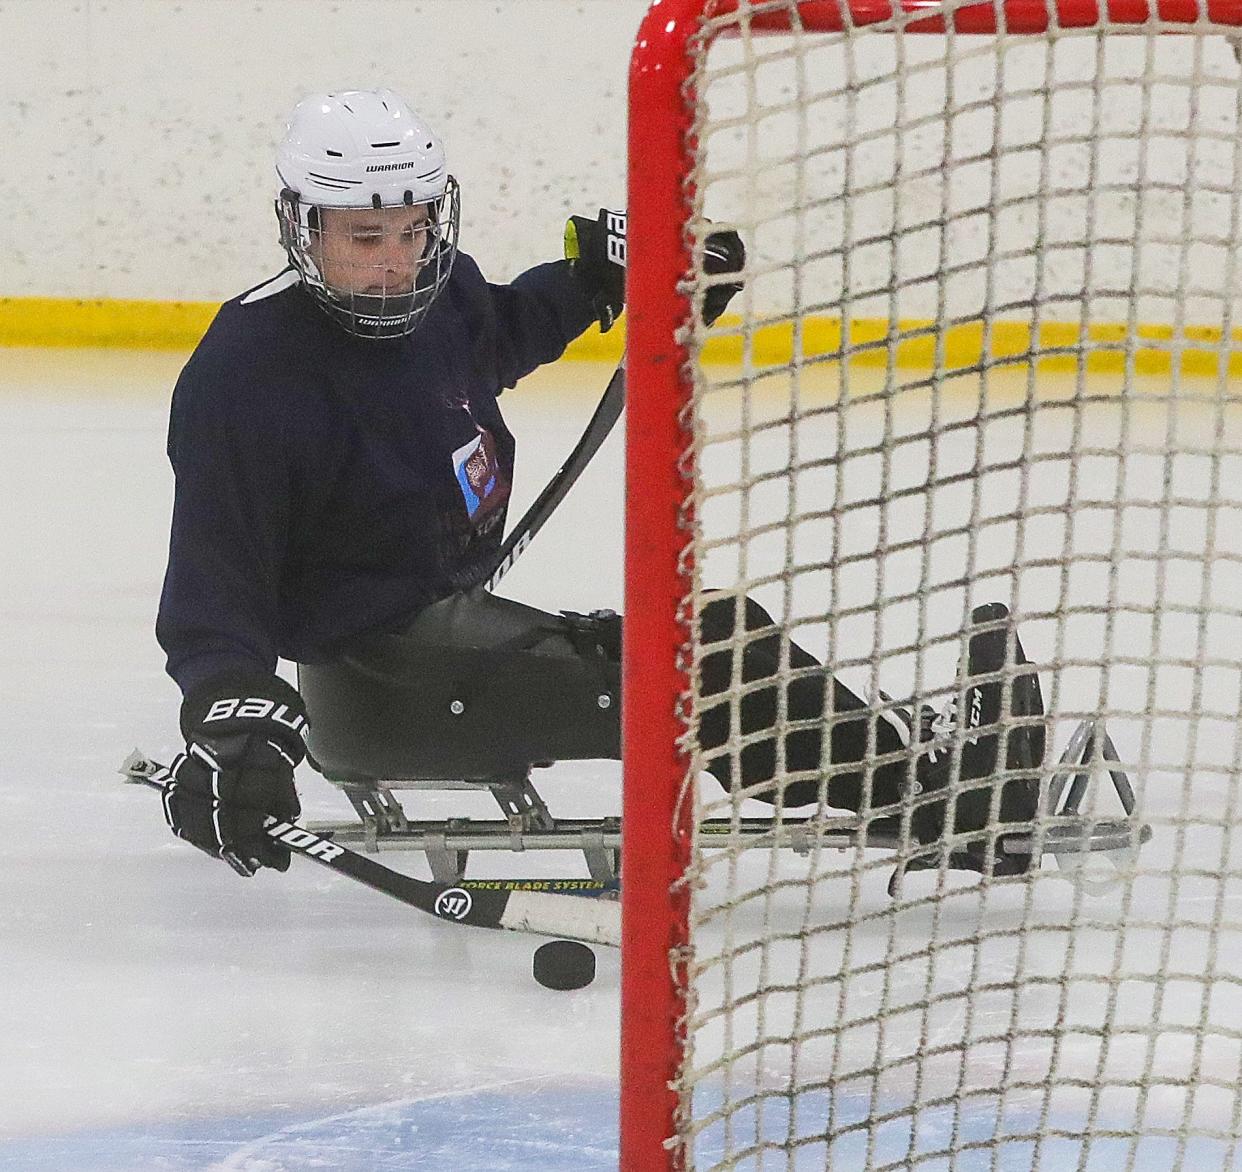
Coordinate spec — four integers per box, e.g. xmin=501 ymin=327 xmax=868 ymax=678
xmin=1013 ymin=718 xmax=1149 ymax=892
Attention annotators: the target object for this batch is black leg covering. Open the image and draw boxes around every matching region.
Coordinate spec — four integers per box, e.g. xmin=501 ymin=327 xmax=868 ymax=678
xmin=697 ymin=594 xmax=908 ymax=812
xmin=299 ymin=590 xmax=620 ymax=783
xmin=300 ymin=588 xmax=905 ymax=815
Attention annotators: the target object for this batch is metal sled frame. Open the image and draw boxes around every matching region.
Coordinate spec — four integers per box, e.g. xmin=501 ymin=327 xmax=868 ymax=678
xmin=306 ymin=717 xmax=1152 ymax=886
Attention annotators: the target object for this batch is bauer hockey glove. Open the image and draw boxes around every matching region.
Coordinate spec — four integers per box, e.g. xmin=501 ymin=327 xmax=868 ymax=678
xmin=565 ymin=208 xmax=746 ymax=332
xmin=566 ymin=208 xmax=627 ymax=332
xmin=163 ymin=672 xmax=307 ymax=877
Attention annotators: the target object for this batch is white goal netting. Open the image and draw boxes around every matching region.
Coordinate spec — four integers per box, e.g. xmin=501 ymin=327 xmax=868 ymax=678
xmin=664 ymin=2 xmax=1242 ymax=1168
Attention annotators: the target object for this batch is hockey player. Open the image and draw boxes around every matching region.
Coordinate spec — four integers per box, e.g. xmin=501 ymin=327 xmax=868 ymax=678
xmin=156 ymin=89 xmax=1044 ymax=888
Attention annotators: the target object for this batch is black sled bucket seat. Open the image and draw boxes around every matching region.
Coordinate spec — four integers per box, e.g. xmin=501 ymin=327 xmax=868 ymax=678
xmin=297 ymin=590 xmax=621 ymax=786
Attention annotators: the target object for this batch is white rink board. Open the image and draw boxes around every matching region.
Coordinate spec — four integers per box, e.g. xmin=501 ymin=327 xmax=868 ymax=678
xmin=700 ymin=29 xmax=1242 ymax=323
xmin=4 ymin=0 xmax=1242 ymax=325
xmin=0 ymin=0 xmax=644 ymax=301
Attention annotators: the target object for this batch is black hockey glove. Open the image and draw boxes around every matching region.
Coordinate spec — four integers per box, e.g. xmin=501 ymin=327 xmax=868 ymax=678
xmin=565 ymin=208 xmax=745 ymax=332
xmin=700 ymin=227 xmax=746 ymax=328
xmin=163 ymin=672 xmax=308 ymax=877
xmin=566 ymin=208 xmax=627 ymax=332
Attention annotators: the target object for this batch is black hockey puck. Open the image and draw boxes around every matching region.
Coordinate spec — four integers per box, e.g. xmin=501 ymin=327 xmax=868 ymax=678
xmin=533 ymin=939 xmax=596 ymax=990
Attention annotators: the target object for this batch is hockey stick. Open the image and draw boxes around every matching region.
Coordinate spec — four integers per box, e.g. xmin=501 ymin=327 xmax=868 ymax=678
xmin=465 ymin=229 xmax=739 ymax=593
xmin=462 ymin=361 xmax=625 ymax=593
xmin=120 ymin=751 xmax=621 ymax=946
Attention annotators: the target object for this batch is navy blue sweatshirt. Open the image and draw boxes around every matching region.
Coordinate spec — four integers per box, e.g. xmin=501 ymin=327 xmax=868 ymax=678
xmin=156 ymin=255 xmax=596 ymax=695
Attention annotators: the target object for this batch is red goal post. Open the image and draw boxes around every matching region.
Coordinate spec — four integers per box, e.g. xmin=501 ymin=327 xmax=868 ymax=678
xmin=622 ymin=0 xmax=1242 ymax=1169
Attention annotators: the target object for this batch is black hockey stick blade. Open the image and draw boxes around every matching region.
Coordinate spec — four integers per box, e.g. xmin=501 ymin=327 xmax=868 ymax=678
xmin=470 ymin=361 xmax=625 ymax=593
xmin=119 ymin=751 xmax=621 ymax=947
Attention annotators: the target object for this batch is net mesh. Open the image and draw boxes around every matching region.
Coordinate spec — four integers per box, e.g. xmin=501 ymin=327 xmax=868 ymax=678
xmin=672 ymin=2 xmax=1242 ymax=1167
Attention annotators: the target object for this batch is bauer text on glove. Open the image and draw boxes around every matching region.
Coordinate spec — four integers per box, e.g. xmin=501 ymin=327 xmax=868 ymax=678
xmin=163 ymin=672 xmax=308 ymax=877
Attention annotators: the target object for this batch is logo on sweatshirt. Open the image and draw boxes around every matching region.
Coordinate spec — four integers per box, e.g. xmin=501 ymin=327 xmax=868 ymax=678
xmin=452 ymin=427 xmax=510 ymax=525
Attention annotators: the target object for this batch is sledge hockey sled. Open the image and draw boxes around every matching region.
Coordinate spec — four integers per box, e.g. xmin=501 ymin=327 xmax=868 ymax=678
xmin=298 ymin=709 xmax=1152 ymax=888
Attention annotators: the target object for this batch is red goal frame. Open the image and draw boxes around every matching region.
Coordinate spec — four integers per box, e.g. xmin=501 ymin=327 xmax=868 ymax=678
xmin=620 ymin=1 xmax=1242 ymax=1168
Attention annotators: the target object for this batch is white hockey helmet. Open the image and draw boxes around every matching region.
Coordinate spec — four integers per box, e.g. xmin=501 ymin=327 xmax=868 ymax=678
xmin=274 ymin=89 xmax=460 ymax=340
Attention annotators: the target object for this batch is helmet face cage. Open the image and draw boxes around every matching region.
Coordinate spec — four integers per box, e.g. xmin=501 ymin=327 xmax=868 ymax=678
xmin=276 ymin=176 xmax=460 ymax=340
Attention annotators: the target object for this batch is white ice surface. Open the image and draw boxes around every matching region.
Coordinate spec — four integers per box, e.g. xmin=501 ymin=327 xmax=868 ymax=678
xmin=0 ymin=350 xmax=626 ymax=1169
xmin=3 ymin=349 xmax=1240 ymax=1171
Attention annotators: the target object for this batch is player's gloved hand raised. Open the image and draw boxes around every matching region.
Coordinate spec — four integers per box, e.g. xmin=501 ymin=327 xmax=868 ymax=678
xmin=699 ymin=227 xmax=746 ymax=328
xmin=566 ymin=209 xmax=628 ymax=332
xmin=565 ymin=208 xmax=747 ymax=332
xmin=164 ymin=672 xmax=308 ymax=877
